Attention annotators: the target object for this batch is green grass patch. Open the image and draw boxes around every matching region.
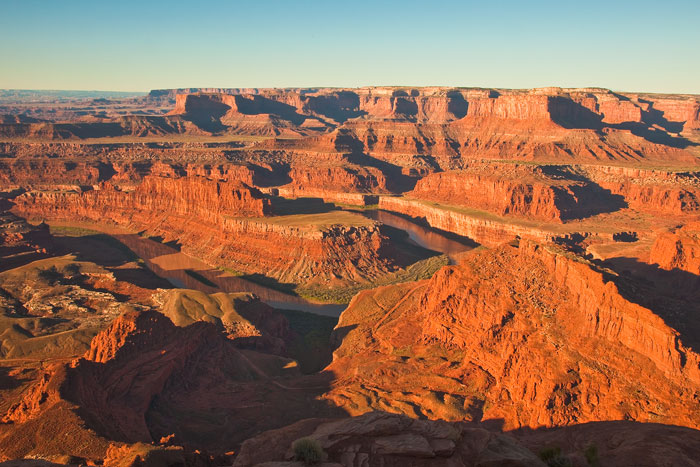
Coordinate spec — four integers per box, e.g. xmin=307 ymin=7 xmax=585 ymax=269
xmin=296 ymin=254 xmax=450 ymax=304
xmin=49 ymin=225 xmax=101 ymax=237
xmin=216 ymin=266 xmax=244 ymax=277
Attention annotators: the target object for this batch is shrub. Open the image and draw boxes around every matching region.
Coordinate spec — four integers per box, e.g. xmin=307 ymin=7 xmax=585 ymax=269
xmin=292 ymin=437 xmax=325 ymax=465
xmin=584 ymin=443 xmax=600 ymax=466
xmin=539 ymin=446 xmax=573 ymax=467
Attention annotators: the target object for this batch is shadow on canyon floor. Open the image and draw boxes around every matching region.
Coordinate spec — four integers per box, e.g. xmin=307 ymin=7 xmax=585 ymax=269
xmin=0 ymin=366 xmax=23 ymax=391
xmin=53 ymin=233 xmax=173 ymax=291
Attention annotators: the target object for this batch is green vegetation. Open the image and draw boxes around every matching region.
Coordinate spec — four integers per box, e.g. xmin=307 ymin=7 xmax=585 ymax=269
xmin=297 ymin=254 xmax=450 ymax=304
xmin=216 ymin=266 xmax=244 ymax=276
xmin=292 ymin=438 xmax=325 ymax=465
xmin=247 ymin=210 xmax=376 ymax=229
xmin=584 ymin=444 xmax=600 ymax=467
xmin=184 ymin=269 xmax=218 ymax=288
xmin=539 ymin=447 xmax=572 ymax=467
xmin=50 ymin=225 xmax=101 ymax=237
xmin=278 ymin=309 xmax=337 ymax=374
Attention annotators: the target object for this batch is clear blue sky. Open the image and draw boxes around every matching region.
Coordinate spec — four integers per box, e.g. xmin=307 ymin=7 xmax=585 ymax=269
xmin=1 ymin=0 xmax=699 ymax=93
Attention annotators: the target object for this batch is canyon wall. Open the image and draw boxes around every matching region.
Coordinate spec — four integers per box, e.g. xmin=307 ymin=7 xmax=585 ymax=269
xmin=377 ymin=196 xmax=557 ymax=246
xmin=0 ymin=157 xmax=259 ymax=188
xmin=12 ymin=176 xmax=402 ymax=289
xmin=409 ymin=165 xmax=622 ymax=222
xmin=3 ymin=87 xmax=698 ymax=168
xmin=325 ymin=241 xmax=700 ymax=430
xmin=14 ymin=175 xmax=271 ymax=221
xmin=650 ymin=222 xmax=700 ymax=274
xmin=583 ymin=165 xmax=700 ymax=215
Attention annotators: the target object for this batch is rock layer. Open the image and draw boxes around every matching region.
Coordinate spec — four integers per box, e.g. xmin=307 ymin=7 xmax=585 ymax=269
xmin=325 ymin=241 xmax=700 ymax=430
xmin=12 ymin=176 xmax=404 ymax=289
xmin=650 ymin=222 xmax=700 ymax=274
xmin=410 ymin=164 xmax=622 ymax=222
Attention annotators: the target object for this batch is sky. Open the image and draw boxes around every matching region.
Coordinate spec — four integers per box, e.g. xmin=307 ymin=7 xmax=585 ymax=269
xmin=1 ymin=0 xmax=699 ymax=94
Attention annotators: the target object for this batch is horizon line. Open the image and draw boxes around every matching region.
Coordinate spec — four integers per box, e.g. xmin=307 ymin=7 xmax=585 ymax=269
xmin=3 ymin=86 xmax=700 ymax=96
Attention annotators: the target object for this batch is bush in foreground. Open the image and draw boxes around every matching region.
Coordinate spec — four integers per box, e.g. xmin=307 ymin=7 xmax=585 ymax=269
xmin=292 ymin=437 xmax=325 ymax=465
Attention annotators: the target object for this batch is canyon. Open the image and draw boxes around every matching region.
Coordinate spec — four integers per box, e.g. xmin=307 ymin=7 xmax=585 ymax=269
xmin=0 ymin=86 xmax=699 ymax=466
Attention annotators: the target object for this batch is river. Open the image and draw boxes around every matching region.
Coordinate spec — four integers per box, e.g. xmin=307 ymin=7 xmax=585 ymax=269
xmin=358 ymin=209 xmax=475 ymax=262
xmin=50 ymin=209 xmax=473 ymax=317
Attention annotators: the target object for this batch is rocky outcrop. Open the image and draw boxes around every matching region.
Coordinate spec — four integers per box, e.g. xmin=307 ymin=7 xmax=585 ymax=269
xmin=410 ymin=165 xmax=622 ymax=222
xmin=284 ymin=165 xmax=388 ymax=194
xmin=234 ymin=412 xmax=545 ymax=467
xmin=650 ymin=222 xmax=700 ymax=275
xmin=0 ymin=210 xmax=51 ymax=270
xmin=0 ymin=309 xmax=306 ymax=460
xmin=325 ymin=241 xmax=700 ymax=431
xmin=275 ymin=186 xmax=379 ymax=206
xmin=583 ymin=165 xmax=700 ymax=215
xmin=152 ymin=289 xmax=293 ymax=355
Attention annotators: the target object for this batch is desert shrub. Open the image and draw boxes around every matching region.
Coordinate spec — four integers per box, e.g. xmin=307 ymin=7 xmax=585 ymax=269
xmin=539 ymin=446 xmax=573 ymax=467
xmin=584 ymin=443 xmax=600 ymax=466
xmin=38 ymin=266 xmax=62 ymax=284
xmin=292 ymin=437 xmax=324 ymax=465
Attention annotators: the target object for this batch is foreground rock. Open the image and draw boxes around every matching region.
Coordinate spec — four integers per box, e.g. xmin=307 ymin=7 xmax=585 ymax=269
xmin=324 ymin=240 xmax=700 ymax=430
xmin=234 ymin=412 xmax=545 ymax=467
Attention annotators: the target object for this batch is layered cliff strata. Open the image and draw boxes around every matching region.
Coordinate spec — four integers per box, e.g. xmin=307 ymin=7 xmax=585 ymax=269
xmin=377 ymin=196 xmax=559 ymax=246
xmin=8 ymin=87 xmax=697 ymax=168
xmin=0 ymin=157 xmax=260 ymax=188
xmin=583 ymin=165 xmax=700 ymax=215
xmin=409 ymin=164 xmax=622 ymax=222
xmin=12 ymin=176 xmax=405 ymax=289
xmin=324 ymin=241 xmax=700 ymax=431
xmin=650 ymin=222 xmax=700 ymax=275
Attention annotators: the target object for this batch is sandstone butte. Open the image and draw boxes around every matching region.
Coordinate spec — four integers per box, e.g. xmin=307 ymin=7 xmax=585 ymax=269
xmin=1 ymin=86 xmax=700 ymax=466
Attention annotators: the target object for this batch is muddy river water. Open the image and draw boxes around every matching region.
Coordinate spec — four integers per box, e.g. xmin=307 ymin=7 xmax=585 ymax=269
xmin=56 ymin=209 xmax=474 ymax=317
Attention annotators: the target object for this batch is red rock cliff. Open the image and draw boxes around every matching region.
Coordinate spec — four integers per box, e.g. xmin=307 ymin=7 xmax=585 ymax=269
xmin=650 ymin=222 xmax=700 ymax=275
xmin=326 ymin=241 xmax=700 ymax=430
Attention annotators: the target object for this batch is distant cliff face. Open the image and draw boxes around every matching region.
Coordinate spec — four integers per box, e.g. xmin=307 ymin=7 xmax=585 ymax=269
xmin=409 ymin=164 xmax=625 ymax=222
xmin=165 ymin=86 xmax=700 ymax=132
xmin=325 ymin=241 xmax=700 ymax=431
xmin=650 ymin=222 xmax=700 ymax=274
xmin=150 ymin=87 xmax=700 ymax=166
xmin=14 ymin=175 xmax=271 ymax=221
